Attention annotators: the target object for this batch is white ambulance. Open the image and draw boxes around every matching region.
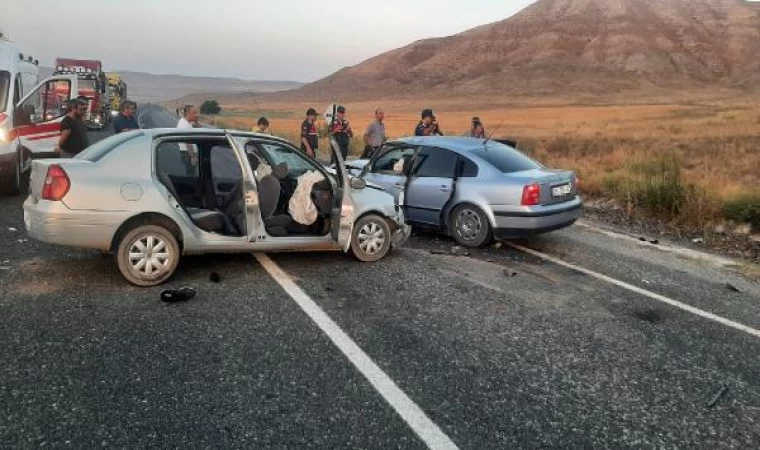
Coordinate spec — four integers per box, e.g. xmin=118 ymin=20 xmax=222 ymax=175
xmin=0 ymin=33 xmax=78 ymax=194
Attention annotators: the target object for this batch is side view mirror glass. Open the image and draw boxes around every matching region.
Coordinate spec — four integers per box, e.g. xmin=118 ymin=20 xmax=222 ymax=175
xmin=14 ymin=105 xmax=33 ymax=126
xmin=350 ymin=177 xmax=366 ymax=190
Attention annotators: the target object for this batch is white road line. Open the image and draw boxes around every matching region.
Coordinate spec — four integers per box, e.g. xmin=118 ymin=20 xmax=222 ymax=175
xmin=507 ymin=243 xmax=760 ymax=339
xmin=254 ymin=253 xmax=459 ymax=450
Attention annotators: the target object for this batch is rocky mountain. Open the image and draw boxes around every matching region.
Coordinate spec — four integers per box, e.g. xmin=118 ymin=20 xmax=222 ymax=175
xmin=272 ymin=0 xmax=760 ymax=100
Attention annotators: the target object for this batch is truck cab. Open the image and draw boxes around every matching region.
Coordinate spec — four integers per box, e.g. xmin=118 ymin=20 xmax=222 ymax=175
xmin=0 ymin=35 xmax=79 ymax=195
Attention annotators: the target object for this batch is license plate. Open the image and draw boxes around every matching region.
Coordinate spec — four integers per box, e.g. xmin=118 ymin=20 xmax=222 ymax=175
xmin=551 ymin=183 xmax=572 ymax=197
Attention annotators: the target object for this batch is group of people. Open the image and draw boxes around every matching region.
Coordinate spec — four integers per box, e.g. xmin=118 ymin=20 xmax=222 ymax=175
xmin=55 ymin=98 xmax=488 ymax=162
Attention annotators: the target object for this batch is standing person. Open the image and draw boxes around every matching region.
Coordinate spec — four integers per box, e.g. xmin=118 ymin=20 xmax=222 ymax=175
xmin=415 ymin=109 xmax=444 ymax=137
xmin=362 ymin=108 xmax=386 ymax=159
xmin=329 ymin=105 xmax=353 ymax=163
xmin=113 ymin=100 xmax=140 ymax=134
xmin=177 ymin=105 xmax=199 ymax=128
xmin=55 ymin=99 xmax=89 ymax=158
xmin=470 ymin=117 xmax=486 ymax=139
xmin=300 ymin=108 xmax=319 ymax=159
xmin=253 ymin=117 xmax=270 ymax=134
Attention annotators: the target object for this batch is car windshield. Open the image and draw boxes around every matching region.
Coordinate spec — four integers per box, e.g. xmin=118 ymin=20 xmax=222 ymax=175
xmin=0 ymin=71 xmax=10 ymax=114
xmin=473 ymin=142 xmax=541 ymax=173
xmin=78 ymin=78 xmax=96 ymax=93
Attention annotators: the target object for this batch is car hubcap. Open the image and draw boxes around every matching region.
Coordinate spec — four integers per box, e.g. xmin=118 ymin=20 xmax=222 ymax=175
xmin=129 ymin=234 xmax=171 ymax=278
xmin=457 ymin=210 xmax=482 ymax=241
xmin=358 ymin=222 xmax=386 ymax=255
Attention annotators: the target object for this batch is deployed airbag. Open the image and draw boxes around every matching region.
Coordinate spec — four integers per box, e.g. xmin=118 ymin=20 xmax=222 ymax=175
xmin=289 ymin=171 xmax=326 ymax=225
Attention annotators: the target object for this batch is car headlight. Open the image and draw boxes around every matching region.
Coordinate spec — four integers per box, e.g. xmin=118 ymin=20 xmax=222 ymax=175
xmin=0 ymin=127 xmax=7 ymax=142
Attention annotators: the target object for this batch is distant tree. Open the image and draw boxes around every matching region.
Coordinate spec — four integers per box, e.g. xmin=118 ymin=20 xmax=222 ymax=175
xmin=200 ymin=100 xmax=221 ymax=115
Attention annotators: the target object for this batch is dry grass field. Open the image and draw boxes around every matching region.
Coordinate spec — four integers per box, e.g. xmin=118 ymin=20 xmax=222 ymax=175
xmin=202 ymin=95 xmax=760 ymax=232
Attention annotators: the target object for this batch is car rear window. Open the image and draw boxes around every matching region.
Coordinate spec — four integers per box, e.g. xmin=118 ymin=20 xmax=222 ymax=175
xmin=75 ymin=131 xmax=143 ymax=162
xmin=473 ymin=142 xmax=540 ymax=173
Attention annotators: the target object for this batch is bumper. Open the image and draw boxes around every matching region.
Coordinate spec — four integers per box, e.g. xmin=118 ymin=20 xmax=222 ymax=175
xmin=24 ymin=198 xmax=128 ymax=250
xmin=390 ymin=208 xmax=411 ymax=247
xmin=492 ymin=200 xmax=582 ymax=240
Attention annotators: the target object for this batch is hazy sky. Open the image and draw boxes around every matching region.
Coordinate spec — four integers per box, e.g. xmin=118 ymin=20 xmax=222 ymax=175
xmin=1 ymin=0 xmax=537 ymax=82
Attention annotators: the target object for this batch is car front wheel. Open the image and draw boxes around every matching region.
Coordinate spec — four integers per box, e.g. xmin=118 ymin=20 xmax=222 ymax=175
xmin=350 ymin=214 xmax=392 ymax=262
xmin=450 ymin=204 xmax=492 ymax=248
xmin=116 ymin=225 xmax=180 ymax=286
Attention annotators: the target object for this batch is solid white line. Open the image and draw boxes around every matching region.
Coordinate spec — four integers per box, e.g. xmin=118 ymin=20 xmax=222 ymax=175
xmin=254 ymin=253 xmax=459 ymax=450
xmin=507 ymin=243 xmax=760 ymax=339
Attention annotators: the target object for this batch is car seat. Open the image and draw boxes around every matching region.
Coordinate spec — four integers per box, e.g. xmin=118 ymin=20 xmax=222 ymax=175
xmin=258 ymin=162 xmax=292 ymax=236
xmin=158 ymin=171 xmax=227 ymax=233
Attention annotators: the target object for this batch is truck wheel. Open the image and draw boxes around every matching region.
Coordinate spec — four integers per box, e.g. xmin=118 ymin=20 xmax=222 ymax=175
xmin=116 ymin=225 xmax=180 ymax=286
xmin=449 ymin=204 xmax=492 ymax=248
xmin=4 ymin=150 xmax=24 ymax=196
xmin=350 ymin=215 xmax=392 ymax=262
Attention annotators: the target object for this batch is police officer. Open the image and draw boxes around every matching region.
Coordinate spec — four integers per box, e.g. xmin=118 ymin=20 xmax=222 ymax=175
xmin=329 ymin=105 xmax=353 ymax=163
xmin=415 ymin=109 xmax=444 ymax=136
xmin=300 ymin=108 xmax=319 ymax=158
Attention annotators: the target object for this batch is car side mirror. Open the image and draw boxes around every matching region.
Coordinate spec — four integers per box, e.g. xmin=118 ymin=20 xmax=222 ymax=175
xmin=14 ymin=105 xmax=33 ymax=126
xmin=350 ymin=177 xmax=366 ymax=190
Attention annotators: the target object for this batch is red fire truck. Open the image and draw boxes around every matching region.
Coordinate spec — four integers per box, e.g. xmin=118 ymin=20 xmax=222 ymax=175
xmin=53 ymin=58 xmax=110 ymax=129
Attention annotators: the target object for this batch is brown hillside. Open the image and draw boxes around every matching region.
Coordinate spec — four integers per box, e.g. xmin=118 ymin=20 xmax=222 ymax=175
xmin=270 ymin=0 xmax=760 ymax=101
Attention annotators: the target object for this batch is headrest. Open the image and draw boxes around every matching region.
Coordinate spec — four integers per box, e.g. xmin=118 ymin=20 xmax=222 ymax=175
xmin=272 ymin=162 xmax=288 ymax=180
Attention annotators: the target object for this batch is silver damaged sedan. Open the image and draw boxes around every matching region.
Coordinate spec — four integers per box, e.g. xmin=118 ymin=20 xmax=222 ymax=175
xmin=347 ymin=137 xmax=582 ymax=247
xmin=24 ymin=129 xmax=410 ymax=286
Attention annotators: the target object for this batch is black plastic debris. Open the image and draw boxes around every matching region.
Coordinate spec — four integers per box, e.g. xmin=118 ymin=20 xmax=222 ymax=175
xmin=161 ymin=286 xmax=197 ymax=303
xmin=210 ymin=272 xmax=222 ymax=283
xmin=707 ymin=384 xmax=729 ymax=408
xmin=726 ymin=283 xmax=742 ymax=293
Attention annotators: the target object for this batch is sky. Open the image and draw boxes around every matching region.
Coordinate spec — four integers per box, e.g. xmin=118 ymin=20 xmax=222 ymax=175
xmin=1 ymin=0 xmax=537 ymax=82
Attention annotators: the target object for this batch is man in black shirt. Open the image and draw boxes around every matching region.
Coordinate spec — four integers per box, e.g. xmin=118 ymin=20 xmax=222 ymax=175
xmin=329 ymin=105 xmax=353 ymax=163
xmin=56 ymin=99 xmax=89 ymax=158
xmin=415 ymin=109 xmax=444 ymax=137
xmin=300 ymin=108 xmax=319 ymax=159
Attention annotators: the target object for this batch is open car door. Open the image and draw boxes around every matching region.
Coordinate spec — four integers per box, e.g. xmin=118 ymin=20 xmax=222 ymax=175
xmin=329 ymin=138 xmax=356 ymax=251
xmin=13 ymin=75 xmax=78 ymax=158
xmin=226 ymin=132 xmax=262 ymax=242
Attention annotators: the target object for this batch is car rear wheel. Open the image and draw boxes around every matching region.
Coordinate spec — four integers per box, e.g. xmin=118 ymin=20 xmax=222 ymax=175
xmin=4 ymin=150 xmax=23 ymax=196
xmin=450 ymin=204 xmax=492 ymax=248
xmin=116 ymin=225 xmax=180 ymax=286
xmin=350 ymin=214 xmax=392 ymax=262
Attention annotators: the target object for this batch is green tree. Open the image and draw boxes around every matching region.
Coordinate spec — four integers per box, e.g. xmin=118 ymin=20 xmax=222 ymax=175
xmin=200 ymin=100 xmax=221 ymax=115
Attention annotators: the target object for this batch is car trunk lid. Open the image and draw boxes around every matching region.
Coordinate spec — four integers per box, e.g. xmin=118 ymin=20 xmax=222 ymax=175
xmin=507 ymin=168 xmax=578 ymax=206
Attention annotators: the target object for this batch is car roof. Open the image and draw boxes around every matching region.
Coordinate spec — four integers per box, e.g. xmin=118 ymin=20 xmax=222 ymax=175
xmin=390 ymin=136 xmax=491 ymax=154
xmin=143 ymin=127 xmax=292 ymax=144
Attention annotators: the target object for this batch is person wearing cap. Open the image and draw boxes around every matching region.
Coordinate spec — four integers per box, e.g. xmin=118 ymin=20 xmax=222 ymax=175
xmin=362 ymin=108 xmax=386 ymax=159
xmin=300 ymin=108 xmax=319 ymax=158
xmin=415 ymin=109 xmax=444 ymax=137
xmin=329 ymin=105 xmax=353 ymax=163
xmin=253 ymin=117 xmax=271 ymax=134
xmin=470 ymin=117 xmax=486 ymax=139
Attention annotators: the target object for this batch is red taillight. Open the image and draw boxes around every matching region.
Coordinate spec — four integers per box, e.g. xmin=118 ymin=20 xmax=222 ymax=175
xmin=521 ymin=184 xmax=541 ymax=206
xmin=41 ymin=165 xmax=70 ymax=201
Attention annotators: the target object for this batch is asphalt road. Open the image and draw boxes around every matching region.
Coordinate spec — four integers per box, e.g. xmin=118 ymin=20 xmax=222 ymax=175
xmin=1 ymin=106 xmax=759 ymax=448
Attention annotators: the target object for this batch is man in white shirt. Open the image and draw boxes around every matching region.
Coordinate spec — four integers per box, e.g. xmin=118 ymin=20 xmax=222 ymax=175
xmin=177 ymin=105 xmax=199 ymax=128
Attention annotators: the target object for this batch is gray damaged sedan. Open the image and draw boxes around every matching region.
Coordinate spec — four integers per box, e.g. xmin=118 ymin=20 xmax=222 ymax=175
xmin=347 ymin=137 xmax=582 ymax=247
xmin=24 ymin=129 xmax=410 ymax=286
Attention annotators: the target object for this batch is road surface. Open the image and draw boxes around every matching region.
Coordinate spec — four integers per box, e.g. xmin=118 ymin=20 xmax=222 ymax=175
xmin=1 ymin=105 xmax=758 ymax=448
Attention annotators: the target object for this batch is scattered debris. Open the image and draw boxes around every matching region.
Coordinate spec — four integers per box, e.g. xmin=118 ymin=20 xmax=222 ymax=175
xmin=161 ymin=286 xmax=197 ymax=303
xmin=504 ymin=269 xmax=518 ymax=278
xmin=714 ymin=224 xmax=726 ymax=235
xmin=324 ymin=286 xmax=335 ymax=292
xmin=8 ymin=227 xmax=17 ymax=232
xmin=692 ymin=237 xmax=705 ymax=244
xmin=639 ymin=237 xmax=647 ymax=242
xmin=17 ymin=239 xmax=27 ymax=243
xmin=642 ymin=279 xmax=651 ymax=285
xmin=725 ymin=283 xmax=742 ymax=293
xmin=707 ymin=384 xmax=729 ymax=408
xmin=649 ymin=239 xmax=659 ymax=245
xmin=209 ymin=272 xmax=222 ymax=283
xmin=494 ymin=242 xmax=503 ymax=249
xmin=428 ymin=249 xmax=449 ymax=256
xmin=0 ymin=265 xmax=11 ymax=271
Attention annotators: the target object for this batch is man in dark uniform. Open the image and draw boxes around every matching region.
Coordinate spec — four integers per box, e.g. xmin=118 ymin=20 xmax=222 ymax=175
xmin=329 ymin=105 xmax=353 ymax=163
xmin=300 ymin=108 xmax=319 ymax=158
xmin=55 ymin=99 xmax=89 ymax=158
xmin=415 ymin=109 xmax=444 ymax=136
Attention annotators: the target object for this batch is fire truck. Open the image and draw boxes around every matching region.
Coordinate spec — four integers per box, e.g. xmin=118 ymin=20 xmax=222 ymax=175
xmin=53 ymin=58 xmax=109 ymax=129
xmin=107 ymin=73 xmax=128 ymax=118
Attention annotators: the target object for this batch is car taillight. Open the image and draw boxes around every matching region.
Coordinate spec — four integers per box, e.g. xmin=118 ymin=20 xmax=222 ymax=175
xmin=521 ymin=184 xmax=541 ymax=206
xmin=41 ymin=165 xmax=70 ymax=201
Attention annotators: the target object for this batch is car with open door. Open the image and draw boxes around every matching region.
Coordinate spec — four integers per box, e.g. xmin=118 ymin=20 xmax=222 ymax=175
xmin=350 ymin=136 xmax=582 ymax=248
xmin=23 ymin=128 xmax=410 ymax=286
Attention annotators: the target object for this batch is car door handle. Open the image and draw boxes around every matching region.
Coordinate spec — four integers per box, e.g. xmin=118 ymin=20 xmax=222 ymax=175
xmin=440 ymin=185 xmax=450 ymax=192
xmin=394 ymin=184 xmax=404 ymax=189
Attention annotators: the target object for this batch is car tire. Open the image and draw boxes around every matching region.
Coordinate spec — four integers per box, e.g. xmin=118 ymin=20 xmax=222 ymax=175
xmin=116 ymin=225 xmax=180 ymax=286
xmin=4 ymin=150 xmax=24 ymax=196
xmin=350 ymin=214 xmax=392 ymax=263
xmin=449 ymin=204 xmax=492 ymax=248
